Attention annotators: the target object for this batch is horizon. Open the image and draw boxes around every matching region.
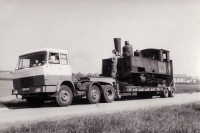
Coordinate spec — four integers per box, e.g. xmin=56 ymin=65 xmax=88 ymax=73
xmin=0 ymin=70 xmax=199 ymax=78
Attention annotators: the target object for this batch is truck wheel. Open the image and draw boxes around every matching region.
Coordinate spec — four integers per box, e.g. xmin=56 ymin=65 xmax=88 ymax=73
xmin=101 ymin=85 xmax=115 ymax=103
xmin=26 ymin=97 xmax=44 ymax=108
xmin=169 ymin=87 xmax=175 ymax=97
xmin=161 ymin=88 xmax=169 ymax=98
xmin=87 ymin=85 xmax=101 ymax=104
xmin=56 ymin=85 xmax=73 ymax=107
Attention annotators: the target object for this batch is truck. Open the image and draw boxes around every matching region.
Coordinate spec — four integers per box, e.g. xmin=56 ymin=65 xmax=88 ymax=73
xmin=12 ymin=38 xmax=175 ymax=107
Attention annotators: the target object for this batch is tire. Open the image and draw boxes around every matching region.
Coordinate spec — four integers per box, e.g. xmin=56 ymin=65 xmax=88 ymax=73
xmin=87 ymin=85 xmax=101 ymax=104
xmin=161 ymin=88 xmax=169 ymax=98
xmin=56 ymin=85 xmax=73 ymax=107
xmin=169 ymin=87 xmax=175 ymax=97
xmin=26 ymin=97 xmax=44 ymax=108
xmin=101 ymin=85 xmax=115 ymax=103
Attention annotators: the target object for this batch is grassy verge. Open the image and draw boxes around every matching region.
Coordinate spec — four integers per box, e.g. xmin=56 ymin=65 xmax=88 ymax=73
xmin=1 ymin=102 xmax=200 ymax=133
xmin=175 ymin=83 xmax=200 ymax=94
xmin=0 ymin=99 xmax=27 ymax=109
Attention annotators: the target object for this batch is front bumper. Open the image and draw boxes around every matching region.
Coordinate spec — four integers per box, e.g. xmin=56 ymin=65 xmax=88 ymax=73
xmin=12 ymin=86 xmax=57 ymax=95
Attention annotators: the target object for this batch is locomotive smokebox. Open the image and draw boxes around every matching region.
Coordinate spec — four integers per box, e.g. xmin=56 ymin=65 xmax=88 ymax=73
xmin=114 ymin=38 xmax=121 ymax=55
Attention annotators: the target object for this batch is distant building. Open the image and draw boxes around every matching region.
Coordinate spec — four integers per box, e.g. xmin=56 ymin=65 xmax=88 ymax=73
xmin=174 ymin=74 xmax=199 ymax=83
xmin=174 ymin=74 xmax=188 ymax=83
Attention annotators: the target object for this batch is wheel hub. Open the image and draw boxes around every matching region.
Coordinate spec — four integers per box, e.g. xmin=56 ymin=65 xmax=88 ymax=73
xmin=107 ymin=90 xmax=113 ymax=98
xmin=61 ymin=90 xmax=69 ymax=101
xmin=91 ymin=90 xmax=98 ymax=99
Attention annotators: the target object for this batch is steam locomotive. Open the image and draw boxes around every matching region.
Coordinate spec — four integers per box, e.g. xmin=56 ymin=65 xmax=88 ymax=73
xmin=102 ymin=38 xmax=173 ymax=88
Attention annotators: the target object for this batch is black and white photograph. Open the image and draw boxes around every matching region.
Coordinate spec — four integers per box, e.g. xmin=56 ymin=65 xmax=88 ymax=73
xmin=0 ymin=0 xmax=200 ymax=132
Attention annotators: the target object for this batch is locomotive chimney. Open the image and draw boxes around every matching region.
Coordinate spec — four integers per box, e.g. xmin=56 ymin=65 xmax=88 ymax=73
xmin=114 ymin=38 xmax=121 ymax=55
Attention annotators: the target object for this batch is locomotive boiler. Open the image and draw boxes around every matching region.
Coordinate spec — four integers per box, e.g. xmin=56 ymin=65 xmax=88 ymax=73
xmin=102 ymin=38 xmax=173 ymax=88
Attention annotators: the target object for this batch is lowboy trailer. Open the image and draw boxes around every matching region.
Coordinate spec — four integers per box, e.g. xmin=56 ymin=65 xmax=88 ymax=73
xmin=12 ymin=38 xmax=175 ymax=107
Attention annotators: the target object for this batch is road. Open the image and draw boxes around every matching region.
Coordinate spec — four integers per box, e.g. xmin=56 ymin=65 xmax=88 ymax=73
xmin=0 ymin=93 xmax=200 ymax=128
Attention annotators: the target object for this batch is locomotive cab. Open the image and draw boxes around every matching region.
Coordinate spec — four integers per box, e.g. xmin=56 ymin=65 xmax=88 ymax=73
xmin=141 ymin=49 xmax=170 ymax=62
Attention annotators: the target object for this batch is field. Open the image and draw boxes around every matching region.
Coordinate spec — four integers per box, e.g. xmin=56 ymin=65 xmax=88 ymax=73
xmin=0 ymin=74 xmax=12 ymax=80
xmin=1 ymin=102 xmax=200 ymax=133
xmin=0 ymin=80 xmax=13 ymax=97
xmin=175 ymin=83 xmax=200 ymax=93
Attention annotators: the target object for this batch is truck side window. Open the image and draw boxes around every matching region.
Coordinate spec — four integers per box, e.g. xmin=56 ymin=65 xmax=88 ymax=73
xmin=60 ymin=53 xmax=68 ymax=65
xmin=49 ymin=52 xmax=60 ymax=64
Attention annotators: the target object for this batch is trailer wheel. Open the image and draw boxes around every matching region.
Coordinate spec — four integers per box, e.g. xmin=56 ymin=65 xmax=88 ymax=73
xmin=56 ymin=85 xmax=73 ymax=107
xmin=169 ymin=87 xmax=175 ymax=97
xmin=87 ymin=85 xmax=101 ymax=104
xmin=26 ymin=97 xmax=44 ymax=108
xmin=161 ymin=88 xmax=169 ymax=98
xmin=101 ymin=85 xmax=115 ymax=103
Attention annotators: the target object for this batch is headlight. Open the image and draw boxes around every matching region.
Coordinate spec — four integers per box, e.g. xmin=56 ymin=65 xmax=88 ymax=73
xmin=13 ymin=90 xmax=18 ymax=95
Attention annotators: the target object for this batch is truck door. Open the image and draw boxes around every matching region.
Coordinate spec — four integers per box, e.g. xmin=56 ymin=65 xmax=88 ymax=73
xmin=46 ymin=52 xmax=62 ymax=85
xmin=60 ymin=53 xmax=72 ymax=81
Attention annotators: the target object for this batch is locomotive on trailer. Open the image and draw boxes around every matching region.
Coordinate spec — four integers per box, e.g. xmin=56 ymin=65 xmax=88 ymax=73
xmin=101 ymin=38 xmax=174 ymax=98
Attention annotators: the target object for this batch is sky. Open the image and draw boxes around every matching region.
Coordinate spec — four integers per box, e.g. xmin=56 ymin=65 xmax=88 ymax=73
xmin=0 ymin=0 xmax=200 ymax=76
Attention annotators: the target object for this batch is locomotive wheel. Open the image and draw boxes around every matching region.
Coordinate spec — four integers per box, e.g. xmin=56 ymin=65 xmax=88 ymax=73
xmin=169 ymin=87 xmax=175 ymax=97
xmin=161 ymin=88 xmax=169 ymax=98
xmin=26 ymin=96 xmax=44 ymax=108
xmin=56 ymin=85 xmax=73 ymax=107
xmin=101 ymin=85 xmax=115 ymax=103
xmin=87 ymin=85 xmax=101 ymax=104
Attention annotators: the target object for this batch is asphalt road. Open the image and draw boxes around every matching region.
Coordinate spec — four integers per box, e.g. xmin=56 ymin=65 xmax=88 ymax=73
xmin=0 ymin=93 xmax=200 ymax=128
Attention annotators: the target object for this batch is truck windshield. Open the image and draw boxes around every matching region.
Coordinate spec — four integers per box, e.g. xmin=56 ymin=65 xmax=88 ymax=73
xmin=17 ymin=52 xmax=47 ymax=70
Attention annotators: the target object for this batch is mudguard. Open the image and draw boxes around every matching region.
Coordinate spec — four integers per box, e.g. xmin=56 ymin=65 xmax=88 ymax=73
xmin=56 ymin=79 xmax=75 ymax=92
xmin=77 ymin=81 xmax=102 ymax=92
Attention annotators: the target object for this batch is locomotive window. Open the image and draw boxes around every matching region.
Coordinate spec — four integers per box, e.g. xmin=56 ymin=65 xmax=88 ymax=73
xmin=163 ymin=52 xmax=167 ymax=61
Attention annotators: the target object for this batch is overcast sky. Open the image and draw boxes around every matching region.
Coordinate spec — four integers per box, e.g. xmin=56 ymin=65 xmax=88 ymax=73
xmin=0 ymin=0 xmax=200 ymax=76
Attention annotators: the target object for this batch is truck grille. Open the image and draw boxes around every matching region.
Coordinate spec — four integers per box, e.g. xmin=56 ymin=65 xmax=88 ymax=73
xmin=20 ymin=77 xmax=34 ymax=88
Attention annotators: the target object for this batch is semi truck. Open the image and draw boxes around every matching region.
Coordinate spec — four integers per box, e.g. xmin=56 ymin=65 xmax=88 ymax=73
xmin=12 ymin=38 xmax=175 ymax=107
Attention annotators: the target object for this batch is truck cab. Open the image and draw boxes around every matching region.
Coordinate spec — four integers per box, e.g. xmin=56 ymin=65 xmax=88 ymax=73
xmin=12 ymin=48 xmax=74 ymax=107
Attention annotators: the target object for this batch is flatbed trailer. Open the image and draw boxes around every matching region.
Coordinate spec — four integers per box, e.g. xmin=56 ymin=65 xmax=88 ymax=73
xmin=75 ymin=76 xmax=175 ymax=103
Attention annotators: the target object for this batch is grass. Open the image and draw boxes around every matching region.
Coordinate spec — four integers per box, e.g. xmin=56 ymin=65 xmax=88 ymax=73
xmin=175 ymin=83 xmax=200 ymax=94
xmin=1 ymin=102 xmax=200 ymax=133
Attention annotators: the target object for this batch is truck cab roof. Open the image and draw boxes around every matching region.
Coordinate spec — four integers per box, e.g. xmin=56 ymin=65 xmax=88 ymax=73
xmin=19 ymin=48 xmax=68 ymax=57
